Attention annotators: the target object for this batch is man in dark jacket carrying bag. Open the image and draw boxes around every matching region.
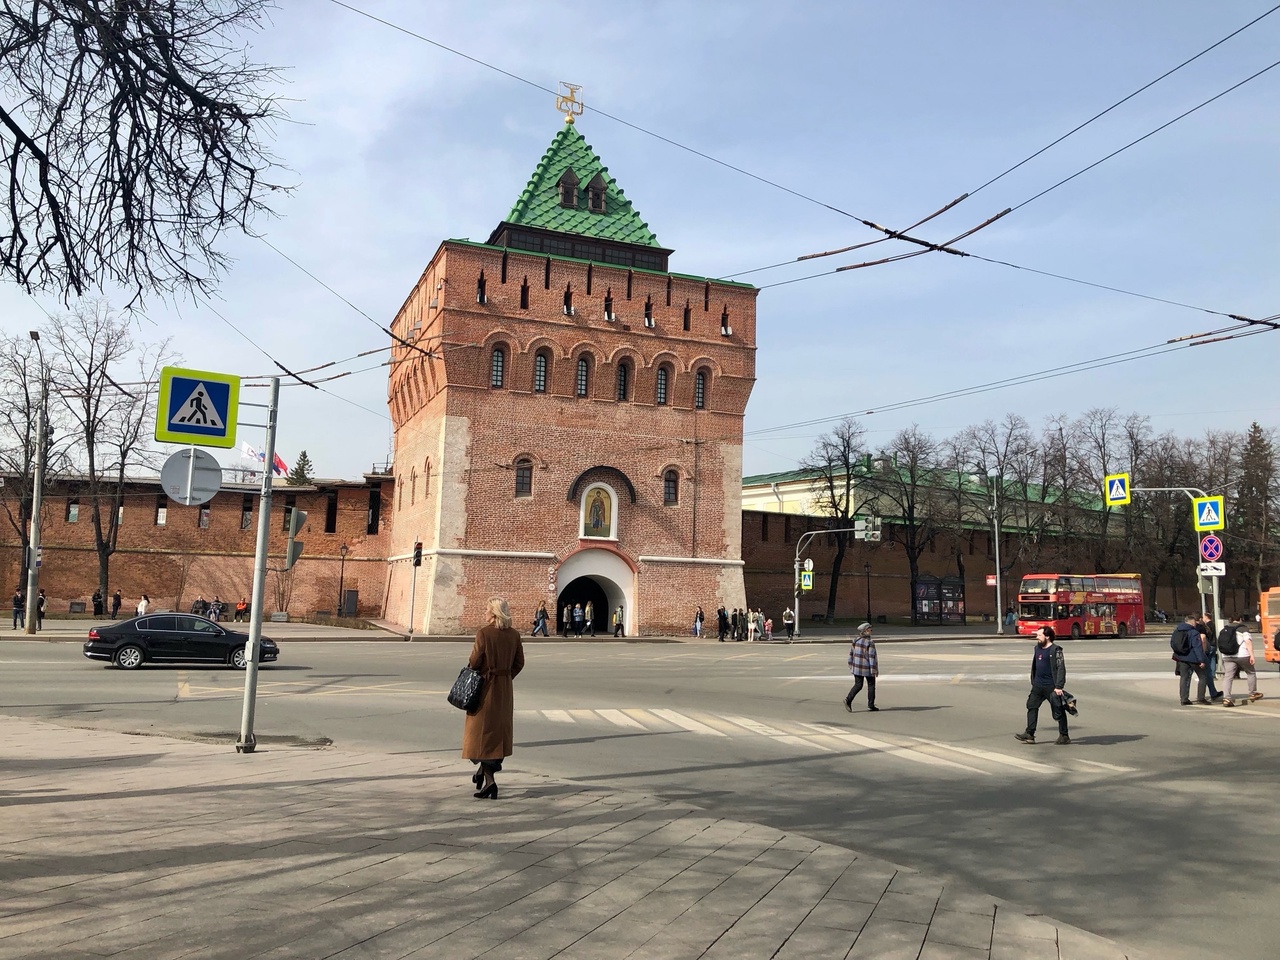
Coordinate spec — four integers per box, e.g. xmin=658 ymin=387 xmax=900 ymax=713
xmin=1015 ymin=626 xmax=1070 ymax=745
xmin=1171 ymin=613 xmax=1209 ymax=705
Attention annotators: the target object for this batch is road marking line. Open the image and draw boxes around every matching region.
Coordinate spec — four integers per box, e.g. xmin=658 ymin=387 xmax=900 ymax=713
xmin=596 ymin=709 xmax=646 ymax=729
xmin=907 ymin=737 xmax=1058 ymax=774
xmin=723 ymin=715 xmax=787 ymax=737
xmin=542 ymin=710 xmax=574 ymax=723
xmin=177 ymin=671 xmax=190 ymax=699
xmin=1072 ymin=758 xmax=1136 ymax=773
xmin=650 ymin=708 xmax=726 ymax=736
xmin=799 ymin=724 xmax=986 ymax=773
xmin=623 ymin=708 xmax=675 ymax=729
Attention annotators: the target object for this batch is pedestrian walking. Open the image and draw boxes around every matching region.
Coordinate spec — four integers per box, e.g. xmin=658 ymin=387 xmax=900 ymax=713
xmin=136 ymin=594 xmax=150 ymax=616
xmin=531 ymin=601 xmax=549 ymax=637
xmin=716 ymin=605 xmax=728 ymax=641
xmin=693 ymin=605 xmax=704 ymax=638
xmin=1199 ymin=614 xmax=1224 ymax=701
xmin=612 ymin=605 xmax=625 ymax=637
xmin=91 ymin=589 xmax=104 ymax=617
xmin=1015 ymin=625 xmax=1070 ymax=744
xmin=11 ymin=588 xmax=25 ymax=630
xmin=1219 ymin=616 xmax=1265 ymax=707
xmin=783 ymin=606 xmax=795 ymax=641
xmin=843 ymin=622 xmax=879 ymax=712
xmin=36 ymin=590 xmax=46 ymax=630
xmin=584 ymin=601 xmax=596 ymax=637
xmin=110 ymin=590 xmax=122 ymax=619
xmin=560 ymin=603 xmax=572 ymax=638
xmin=462 ymin=597 xmax=525 ymax=800
xmin=1170 ymin=613 xmax=1209 ymax=705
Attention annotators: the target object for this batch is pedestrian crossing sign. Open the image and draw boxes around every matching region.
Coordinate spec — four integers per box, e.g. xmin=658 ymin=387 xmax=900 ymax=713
xmin=800 ymin=571 xmax=814 ymax=591
xmin=155 ymin=366 xmax=240 ymax=448
xmin=1192 ymin=496 xmax=1224 ymax=532
xmin=1103 ymin=473 xmax=1131 ymax=506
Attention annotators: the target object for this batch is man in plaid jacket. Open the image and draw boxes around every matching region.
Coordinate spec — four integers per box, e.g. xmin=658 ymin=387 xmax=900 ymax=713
xmin=844 ymin=622 xmax=879 ymax=712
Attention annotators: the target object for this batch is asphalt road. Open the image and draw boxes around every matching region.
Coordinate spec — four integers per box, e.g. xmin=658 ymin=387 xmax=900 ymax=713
xmin=3 ymin=634 xmax=1278 ymax=960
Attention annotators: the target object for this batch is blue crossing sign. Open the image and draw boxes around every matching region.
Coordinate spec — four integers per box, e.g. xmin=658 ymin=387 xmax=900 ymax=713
xmin=800 ymin=571 xmax=814 ymax=591
xmin=1192 ymin=496 xmax=1224 ymax=532
xmin=155 ymin=366 xmax=240 ymax=448
xmin=1103 ymin=473 xmax=1131 ymax=506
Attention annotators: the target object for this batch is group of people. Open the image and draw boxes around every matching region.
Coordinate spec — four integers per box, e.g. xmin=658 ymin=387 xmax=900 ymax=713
xmin=714 ymin=605 xmax=772 ymax=641
xmin=90 ymin=589 xmax=124 ymax=619
xmin=1170 ymin=612 xmax=1265 ymax=708
xmin=10 ymin=589 xmax=46 ymax=630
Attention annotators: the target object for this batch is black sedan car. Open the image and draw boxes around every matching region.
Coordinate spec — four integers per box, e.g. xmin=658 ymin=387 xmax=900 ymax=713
xmin=83 ymin=614 xmax=280 ymax=669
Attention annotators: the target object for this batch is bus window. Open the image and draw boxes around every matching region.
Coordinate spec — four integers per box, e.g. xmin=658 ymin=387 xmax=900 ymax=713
xmin=1021 ymin=578 xmax=1056 ymax=594
xmin=1020 ymin=603 xmax=1053 ymax=619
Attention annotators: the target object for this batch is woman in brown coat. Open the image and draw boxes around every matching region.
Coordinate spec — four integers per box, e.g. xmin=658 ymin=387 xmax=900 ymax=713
xmin=463 ymin=597 xmax=525 ymax=799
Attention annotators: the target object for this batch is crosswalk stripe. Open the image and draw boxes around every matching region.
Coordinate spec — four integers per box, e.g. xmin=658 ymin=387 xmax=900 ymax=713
xmin=799 ymin=723 xmax=986 ymax=773
xmin=596 ymin=709 xmax=646 ymax=729
xmin=622 ymin=708 xmax=671 ymax=729
xmin=649 ymin=708 xmax=727 ymax=736
xmin=907 ymin=737 xmax=1057 ymax=774
xmin=1072 ymin=758 xmax=1136 ymax=773
xmin=543 ymin=710 xmax=574 ymax=723
xmin=721 ymin=715 xmax=833 ymax=751
xmin=569 ymin=710 xmax=598 ymax=722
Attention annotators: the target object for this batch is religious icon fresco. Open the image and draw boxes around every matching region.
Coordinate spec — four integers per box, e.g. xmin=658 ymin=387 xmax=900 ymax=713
xmin=583 ymin=487 xmax=613 ymax=538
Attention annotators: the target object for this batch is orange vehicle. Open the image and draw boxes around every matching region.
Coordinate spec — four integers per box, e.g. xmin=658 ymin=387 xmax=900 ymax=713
xmin=1016 ymin=573 xmax=1145 ymax=639
xmin=1258 ymin=588 xmax=1280 ymax=664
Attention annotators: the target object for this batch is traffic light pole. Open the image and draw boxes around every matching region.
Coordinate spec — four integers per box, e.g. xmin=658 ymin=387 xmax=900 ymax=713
xmin=1129 ymin=485 xmax=1220 ymax=637
xmin=237 ymin=377 xmax=279 ymax=754
xmin=792 ymin=526 xmax=864 ymax=640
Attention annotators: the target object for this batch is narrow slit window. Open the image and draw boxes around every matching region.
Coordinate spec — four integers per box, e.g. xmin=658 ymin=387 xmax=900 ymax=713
xmin=367 ymin=488 xmax=381 ymax=534
xmin=586 ymin=263 xmax=593 ymax=295
xmin=544 ymin=257 xmax=551 ymax=289
xmin=490 ymin=346 xmax=506 ymax=388
xmin=66 ymin=498 xmax=79 ymax=523
xmin=534 ymin=352 xmax=548 ymax=393
xmin=663 ymin=470 xmax=679 ymax=506
xmin=644 ymin=297 xmax=654 ymax=327
xmin=683 ymin=302 xmax=691 ymax=331
xmin=656 ymin=367 xmax=669 ymax=406
xmin=616 ymin=362 xmax=630 ymax=401
xmin=563 ymin=284 xmax=573 ymax=315
xmin=665 ymin=277 xmax=672 ymax=306
xmin=476 ymin=272 xmax=486 ymax=304
xmin=515 ymin=458 xmax=533 ymax=497
xmin=240 ymin=494 xmax=253 ymax=531
xmin=604 ymin=291 xmax=614 ymax=320
xmin=520 ymin=277 xmax=529 ymax=309
xmin=325 ymin=491 xmax=338 ymax=533
xmin=695 ymin=370 xmax=707 ymax=409
xmin=500 ymin=251 xmax=508 ymax=283
xmin=626 ymin=270 xmax=633 ymax=300
xmin=721 ymin=307 xmax=731 ymax=335
xmin=576 ymin=357 xmax=590 ymax=397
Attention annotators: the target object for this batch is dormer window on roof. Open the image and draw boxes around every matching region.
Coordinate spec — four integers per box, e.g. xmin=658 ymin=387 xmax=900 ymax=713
xmin=587 ymin=173 xmax=607 ymax=214
xmin=558 ymin=169 xmax=579 ymax=209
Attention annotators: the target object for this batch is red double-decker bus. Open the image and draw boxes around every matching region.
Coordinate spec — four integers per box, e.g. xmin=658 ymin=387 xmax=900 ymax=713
xmin=1016 ymin=573 xmax=1145 ymax=639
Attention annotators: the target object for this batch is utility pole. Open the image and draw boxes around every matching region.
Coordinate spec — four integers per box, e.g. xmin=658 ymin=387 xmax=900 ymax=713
xmin=988 ymin=470 xmax=1003 ymax=636
xmin=237 ymin=378 xmax=279 ymax=754
xmin=24 ymin=331 xmax=46 ymax=635
xmin=792 ymin=525 xmax=864 ymax=639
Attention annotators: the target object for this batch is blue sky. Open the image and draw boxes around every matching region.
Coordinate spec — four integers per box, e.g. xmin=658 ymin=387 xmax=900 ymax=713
xmin=3 ymin=1 xmax=1277 ymax=480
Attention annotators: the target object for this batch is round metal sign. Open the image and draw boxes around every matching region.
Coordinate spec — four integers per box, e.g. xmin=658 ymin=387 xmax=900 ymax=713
xmin=1200 ymin=535 xmax=1223 ymax=562
xmin=160 ymin=448 xmax=223 ymax=506
xmin=804 ymin=558 xmax=814 ymax=572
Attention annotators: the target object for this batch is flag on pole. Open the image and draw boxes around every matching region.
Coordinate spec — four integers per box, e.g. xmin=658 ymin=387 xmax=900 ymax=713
xmin=272 ymin=452 xmax=288 ymax=476
xmin=240 ymin=441 xmax=260 ymax=461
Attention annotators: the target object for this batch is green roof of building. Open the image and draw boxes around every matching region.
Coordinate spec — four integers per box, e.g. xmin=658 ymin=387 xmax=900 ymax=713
xmin=500 ymin=122 xmax=662 ymax=248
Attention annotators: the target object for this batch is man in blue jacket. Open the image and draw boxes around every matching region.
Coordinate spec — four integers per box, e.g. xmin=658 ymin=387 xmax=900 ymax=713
xmin=1015 ymin=626 xmax=1069 ymax=745
xmin=1171 ymin=613 xmax=1209 ymax=705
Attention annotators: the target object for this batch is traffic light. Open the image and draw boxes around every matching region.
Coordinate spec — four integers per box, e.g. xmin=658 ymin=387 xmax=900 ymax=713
xmin=412 ymin=541 xmax=423 ymax=567
xmin=867 ymin=516 xmax=882 ymax=542
xmin=285 ymin=508 xmax=307 ymax=570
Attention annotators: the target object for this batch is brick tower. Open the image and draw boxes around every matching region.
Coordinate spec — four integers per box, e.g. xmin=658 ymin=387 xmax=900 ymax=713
xmin=385 ymin=117 xmax=757 ymax=635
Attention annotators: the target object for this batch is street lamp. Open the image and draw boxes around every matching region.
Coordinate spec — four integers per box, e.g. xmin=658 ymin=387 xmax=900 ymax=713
xmin=864 ymin=562 xmax=872 ymax=623
xmin=337 ymin=543 xmax=349 ymax=617
xmin=24 ymin=331 xmax=47 ymax=636
xmin=987 ymin=468 xmax=1003 ymax=636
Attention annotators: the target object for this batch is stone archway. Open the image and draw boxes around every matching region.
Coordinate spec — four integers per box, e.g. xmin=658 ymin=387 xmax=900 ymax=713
xmin=555 ymin=548 xmax=635 ymax=636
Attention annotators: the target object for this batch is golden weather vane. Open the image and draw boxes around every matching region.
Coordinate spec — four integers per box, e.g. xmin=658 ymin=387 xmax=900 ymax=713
xmin=556 ymin=82 xmax=584 ymax=124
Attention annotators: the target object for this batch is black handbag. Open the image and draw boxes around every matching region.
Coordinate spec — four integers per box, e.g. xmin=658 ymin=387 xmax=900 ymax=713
xmin=448 ymin=666 xmax=484 ymax=713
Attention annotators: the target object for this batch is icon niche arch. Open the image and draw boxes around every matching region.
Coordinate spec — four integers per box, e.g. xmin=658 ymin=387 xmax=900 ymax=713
xmin=567 ymin=466 xmax=637 ymax=541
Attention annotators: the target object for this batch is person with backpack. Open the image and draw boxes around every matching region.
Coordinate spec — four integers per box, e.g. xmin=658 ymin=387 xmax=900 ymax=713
xmin=1219 ymin=616 xmax=1264 ymax=707
xmin=1199 ymin=614 xmax=1224 ymax=702
xmin=1171 ymin=613 xmax=1209 ymax=705
xmin=1015 ymin=625 xmax=1070 ymax=744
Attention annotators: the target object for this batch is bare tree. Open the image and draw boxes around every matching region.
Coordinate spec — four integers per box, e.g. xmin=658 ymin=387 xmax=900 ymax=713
xmin=0 ymin=0 xmax=287 ymax=301
xmin=798 ymin=417 xmax=866 ymax=622
xmin=45 ymin=300 xmax=172 ymax=598
xmin=859 ymin=426 xmax=943 ymax=625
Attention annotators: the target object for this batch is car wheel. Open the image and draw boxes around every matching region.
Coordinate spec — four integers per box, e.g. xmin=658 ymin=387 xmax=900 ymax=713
xmin=114 ymin=645 xmax=144 ymax=670
xmin=1070 ymin=623 xmax=1082 ymax=640
xmin=1117 ymin=623 xmax=1128 ymax=638
xmin=230 ymin=646 xmax=248 ymax=670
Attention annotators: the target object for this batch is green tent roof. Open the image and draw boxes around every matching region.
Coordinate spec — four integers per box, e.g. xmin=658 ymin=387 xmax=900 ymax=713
xmin=499 ymin=122 xmax=662 ymax=248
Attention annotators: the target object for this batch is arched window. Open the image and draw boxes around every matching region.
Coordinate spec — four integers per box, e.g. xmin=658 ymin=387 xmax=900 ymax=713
xmin=519 ymin=277 xmax=529 ymax=309
xmin=655 ymin=366 xmax=669 ymax=406
xmin=410 ymin=467 xmax=417 ymax=505
xmin=616 ymin=361 xmax=630 ymax=401
xmin=558 ymin=169 xmax=579 ymax=208
xmin=587 ymin=172 xmax=606 ymax=213
xmin=576 ymin=356 xmax=591 ymax=397
xmin=490 ymin=346 xmax=506 ymax=388
xmin=604 ymin=291 xmax=614 ymax=321
xmin=423 ymin=458 xmax=431 ymax=497
xmin=515 ymin=458 xmax=533 ymax=498
xmin=663 ymin=470 xmax=679 ymax=506
xmin=694 ymin=369 xmax=707 ymax=409
xmin=533 ymin=351 xmax=549 ymax=393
